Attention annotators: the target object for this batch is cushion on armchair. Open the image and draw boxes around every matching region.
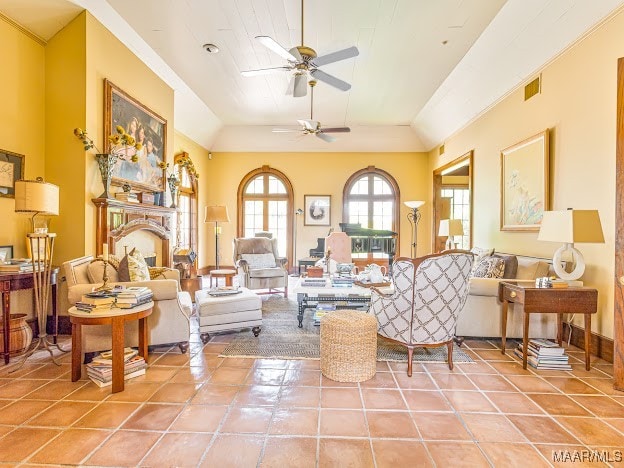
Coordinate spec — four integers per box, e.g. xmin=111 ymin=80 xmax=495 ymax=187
xmin=249 ymin=267 xmax=285 ymax=278
xmin=240 ymin=253 xmax=277 ymax=269
xmin=119 ymin=248 xmax=151 ymax=282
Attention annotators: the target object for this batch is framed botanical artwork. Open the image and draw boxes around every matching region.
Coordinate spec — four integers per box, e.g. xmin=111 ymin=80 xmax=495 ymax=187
xmin=104 ymin=79 xmax=166 ymax=193
xmin=0 ymin=245 xmax=13 ymax=263
xmin=304 ymin=195 xmax=331 ymax=226
xmin=500 ymin=130 xmax=550 ymax=231
xmin=0 ymin=149 xmax=24 ymax=199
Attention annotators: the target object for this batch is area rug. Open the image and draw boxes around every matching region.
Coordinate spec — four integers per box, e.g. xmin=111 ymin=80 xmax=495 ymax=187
xmin=219 ymin=296 xmax=473 ymax=363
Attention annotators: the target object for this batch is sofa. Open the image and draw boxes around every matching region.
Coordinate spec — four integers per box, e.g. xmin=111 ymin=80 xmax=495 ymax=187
xmin=63 ymin=256 xmax=192 ymax=354
xmin=456 ymin=252 xmax=558 ymax=339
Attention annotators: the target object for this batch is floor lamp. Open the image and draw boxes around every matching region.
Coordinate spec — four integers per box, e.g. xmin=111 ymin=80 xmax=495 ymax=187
xmin=205 ymin=205 xmax=230 ymax=270
xmin=290 ymin=208 xmax=303 ymax=276
xmin=13 ymin=179 xmax=66 ymax=368
xmin=405 ymin=201 xmax=425 ymax=258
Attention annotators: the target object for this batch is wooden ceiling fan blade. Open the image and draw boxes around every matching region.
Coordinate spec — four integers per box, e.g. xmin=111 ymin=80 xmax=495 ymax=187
xmin=256 ymin=36 xmax=298 ymax=62
xmin=312 ymin=46 xmax=359 ymax=67
xmin=322 ymin=127 xmax=351 ymax=133
xmin=293 ymin=74 xmax=308 ymax=97
xmin=316 ymin=132 xmax=337 ymax=143
xmin=310 ymin=69 xmax=351 ymax=91
xmin=241 ymin=66 xmax=290 ymax=77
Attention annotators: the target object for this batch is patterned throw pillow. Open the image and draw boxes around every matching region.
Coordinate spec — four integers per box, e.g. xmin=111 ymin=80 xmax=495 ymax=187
xmin=240 ymin=253 xmax=277 ymax=269
xmin=470 ymin=247 xmax=494 ymax=274
xmin=118 ymin=248 xmax=151 ymax=282
xmin=472 ymin=256 xmax=505 ymax=278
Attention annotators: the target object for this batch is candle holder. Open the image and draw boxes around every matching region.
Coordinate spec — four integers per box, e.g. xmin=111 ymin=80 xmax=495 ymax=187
xmin=92 ymin=257 xmax=114 ymax=291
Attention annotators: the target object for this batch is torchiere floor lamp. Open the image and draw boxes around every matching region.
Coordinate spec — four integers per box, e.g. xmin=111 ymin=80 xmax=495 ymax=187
xmin=405 ymin=201 xmax=425 ymax=258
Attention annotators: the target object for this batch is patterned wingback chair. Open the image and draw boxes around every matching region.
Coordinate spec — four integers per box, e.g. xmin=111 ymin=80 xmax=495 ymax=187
xmin=369 ymin=251 xmax=473 ymax=376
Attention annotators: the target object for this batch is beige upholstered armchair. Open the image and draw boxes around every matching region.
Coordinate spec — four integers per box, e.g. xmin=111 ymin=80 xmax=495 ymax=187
xmin=233 ymin=237 xmax=288 ymax=297
xmin=369 ymin=251 xmax=473 ymax=376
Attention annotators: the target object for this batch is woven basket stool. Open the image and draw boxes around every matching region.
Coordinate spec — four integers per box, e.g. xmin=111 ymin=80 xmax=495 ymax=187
xmin=320 ymin=310 xmax=377 ymax=382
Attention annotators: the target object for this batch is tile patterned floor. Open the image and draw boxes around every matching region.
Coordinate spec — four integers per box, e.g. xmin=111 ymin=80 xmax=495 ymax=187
xmin=0 ymin=320 xmax=622 ymax=467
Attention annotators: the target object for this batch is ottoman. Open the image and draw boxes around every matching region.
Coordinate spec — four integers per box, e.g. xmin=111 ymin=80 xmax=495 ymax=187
xmin=320 ymin=310 xmax=377 ymax=382
xmin=195 ymin=288 xmax=262 ymax=343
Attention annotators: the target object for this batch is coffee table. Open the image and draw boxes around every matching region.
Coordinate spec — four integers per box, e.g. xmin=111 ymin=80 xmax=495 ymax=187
xmin=69 ymin=301 xmax=153 ymax=393
xmin=293 ymin=277 xmax=391 ymax=328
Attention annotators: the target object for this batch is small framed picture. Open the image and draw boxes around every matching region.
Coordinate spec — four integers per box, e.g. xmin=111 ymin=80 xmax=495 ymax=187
xmin=304 ymin=195 xmax=331 ymax=226
xmin=0 ymin=150 xmax=25 ymax=199
xmin=0 ymin=245 xmax=13 ymax=263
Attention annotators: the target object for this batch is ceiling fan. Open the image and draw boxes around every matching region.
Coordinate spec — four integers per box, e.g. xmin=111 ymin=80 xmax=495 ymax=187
xmin=241 ymin=0 xmax=359 ymax=97
xmin=272 ymin=81 xmax=350 ymax=142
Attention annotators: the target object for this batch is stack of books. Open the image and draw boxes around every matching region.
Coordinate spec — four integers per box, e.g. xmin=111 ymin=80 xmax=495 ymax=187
xmin=76 ymin=290 xmax=117 ymax=312
xmin=301 ymin=278 xmax=327 ymax=288
xmin=115 ymin=192 xmax=139 ymax=203
xmin=331 ymin=277 xmax=355 ymax=287
xmin=514 ymin=338 xmax=572 ymax=370
xmin=0 ymin=259 xmax=35 ymax=273
xmin=313 ymin=303 xmax=336 ymax=325
xmin=86 ymin=347 xmax=146 ymax=387
xmin=116 ymin=286 xmax=153 ymax=308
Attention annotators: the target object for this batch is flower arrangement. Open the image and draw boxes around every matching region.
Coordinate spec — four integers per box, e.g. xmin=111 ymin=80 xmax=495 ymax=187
xmin=73 ymin=126 xmax=142 ymax=161
xmin=173 ymin=153 xmax=199 ymax=179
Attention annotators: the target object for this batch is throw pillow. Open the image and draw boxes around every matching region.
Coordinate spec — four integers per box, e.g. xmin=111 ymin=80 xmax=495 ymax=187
xmin=492 ymin=253 xmax=518 ymax=279
xmin=118 ymin=248 xmax=151 ymax=282
xmin=240 ymin=253 xmax=277 ymax=269
xmin=470 ymin=247 xmax=494 ymax=273
xmin=472 ymin=256 xmax=505 ymax=279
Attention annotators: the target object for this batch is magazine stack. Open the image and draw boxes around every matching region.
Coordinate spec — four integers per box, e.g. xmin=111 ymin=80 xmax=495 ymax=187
xmin=86 ymin=347 xmax=146 ymax=387
xmin=313 ymin=303 xmax=336 ymax=326
xmin=116 ymin=286 xmax=153 ymax=309
xmin=75 ymin=290 xmax=117 ymax=312
xmin=514 ymin=338 xmax=572 ymax=370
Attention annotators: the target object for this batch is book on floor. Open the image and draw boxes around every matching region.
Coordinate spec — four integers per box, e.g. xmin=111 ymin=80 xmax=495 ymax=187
xmin=88 ymin=368 xmax=146 ymax=387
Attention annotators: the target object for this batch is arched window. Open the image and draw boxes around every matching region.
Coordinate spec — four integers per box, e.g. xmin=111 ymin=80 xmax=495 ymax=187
xmin=175 ymin=152 xmax=198 ymax=255
xmin=237 ymin=166 xmax=293 ymax=260
xmin=343 ymin=166 xmax=400 ymax=262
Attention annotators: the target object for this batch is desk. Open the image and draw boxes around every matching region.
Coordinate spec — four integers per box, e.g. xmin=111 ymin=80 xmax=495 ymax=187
xmin=69 ymin=301 xmax=153 ymax=393
xmin=1 ymin=268 xmax=59 ymax=365
xmin=498 ymin=282 xmax=598 ymax=370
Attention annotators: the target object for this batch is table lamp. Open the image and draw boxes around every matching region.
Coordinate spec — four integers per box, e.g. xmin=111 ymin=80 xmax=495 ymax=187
xmin=439 ymin=219 xmax=464 ymax=250
xmin=405 ymin=200 xmax=425 ymax=258
xmin=537 ymin=209 xmax=604 ymax=281
xmin=205 ymin=205 xmax=230 ymax=270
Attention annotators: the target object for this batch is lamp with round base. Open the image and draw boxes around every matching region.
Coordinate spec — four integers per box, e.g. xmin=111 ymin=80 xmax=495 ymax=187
xmin=438 ymin=219 xmax=464 ymax=251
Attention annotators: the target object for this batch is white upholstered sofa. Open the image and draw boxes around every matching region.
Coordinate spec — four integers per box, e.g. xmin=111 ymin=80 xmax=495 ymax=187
xmin=63 ymin=256 xmax=192 ymax=355
xmin=456 ymin=253 xmax=558 ymax=339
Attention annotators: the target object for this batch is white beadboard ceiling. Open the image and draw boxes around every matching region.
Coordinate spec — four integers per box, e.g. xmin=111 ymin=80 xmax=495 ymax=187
xmin=3 ymin=0 xmax=624 ymax=152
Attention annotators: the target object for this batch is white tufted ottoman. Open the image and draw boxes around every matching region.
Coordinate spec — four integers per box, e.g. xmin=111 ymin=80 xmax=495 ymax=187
xmin=195 ymin=288 xmax=262 ymax=343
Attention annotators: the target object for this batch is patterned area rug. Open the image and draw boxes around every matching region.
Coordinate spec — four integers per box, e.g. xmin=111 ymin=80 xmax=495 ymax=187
xmin=219 ymin=296 xmax=473 ymax=363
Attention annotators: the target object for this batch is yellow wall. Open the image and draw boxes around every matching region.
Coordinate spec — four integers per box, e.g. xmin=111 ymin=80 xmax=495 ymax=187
xmin=204 ymin=152 xmax=429 ymax=269
xmin=430 ymin=10 xmax=624 ymax=338
xmin=0 ymin=16 xmax=46 ymax=257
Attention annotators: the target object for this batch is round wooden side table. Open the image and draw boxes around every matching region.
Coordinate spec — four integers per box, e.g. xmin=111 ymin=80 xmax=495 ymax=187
xmin=69 ymin=301 xmax=153 ymax=393
xmin=210 ymin=269 xmax=237 ymax=287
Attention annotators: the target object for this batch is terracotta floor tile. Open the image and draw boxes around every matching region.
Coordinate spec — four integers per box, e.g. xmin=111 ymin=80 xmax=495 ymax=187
xmin=571 ymin=395 xmax=624 ymax=417
xmin=220 ymin=407 xmax=273 ymax=433
xmin=245 ymin=368 xmax=286 ymax=386
xmin=86 ymin=430 xmax=161 ymax=466
xmin=376 ymin=361 xmax=391 ymax=372
xmin=480 ymin=442 xmax=550 ymax=467
xmin=148 ymin=382 xmax=202 ymax=403
xmin=506 ymin=375 xmax=560 ymax=393
xmin=254 ymin=358 xmax=290 ymax=369
xmin=422 ymin=362 xmax=463 ymax=374
xmin=359 ymin=372 xmax=397 ymax=388
xmin=202 ymin=342 xmax=228 ymax=354
xmin=152 ymin=353 xmax=190 ymax=366
xmin=529 ymin=394 xmax=591 ymax=416
xmin=461 ymin=413 xmax=527 ymax=442
xmin=140 ymin=366 xmax=178 ymax=382
xmin=220 ymin=357 xmax=255 ymax=368
xmin=557 ymin=417 xmax=624 ymax=447
xmin=388 ymin=361 xmax=425 ymax=373
xmin=278 ymin=386 xmax=321 ymax=408
xmin=473 ymin=349 xmax=515 ymax=361
xmin=367 ymin=411 xmax=419 ymax=438
xmin=318 ymin=438 xmax=374 ymax=468
xmin=209 ymin=367 xmax=251 ymax=385
xmin=29 ymin=428 xmax=111 ymax=465
xmin=0 ymin=399 xmax=53 ymax=425
xmin=431 ymin=373 xmax=477 ymax=390
xmin=27 ymin=401 xmax=96 ymax=427
xmin=261 ymin=437 xmax=317 ymax=468
xmin=288 ymin=360 xmax=320 ymax=370
xmin=320 ymin=387 xmax=362 ymax=408
xmin=170 ymin=404 xmax=227 ymax=432
xmin=269 ymin=408 xmax=319 ymax=435
xmin=191 ymin=384 xmax=240 ymax=405
xmin=443 ymin=390 xmax=498 ymax=412
xmin=544 ymin=377 xmax=603 ymax=395
xmin=23 ymin=380 xmax=85 ymax=400
xmin=234 ymin=384 xmax=281 ymax=406
xmin=411 ymin=412 xmax=471 ymax=441
xmin=605 ymin=418 xmax=624 ymax=433
xmin=455 ymin=361 xmax=496 ymax=374
xmin=580 ymin=378 xmax=621 ymax=395
xmin=535 ymin=445 xmax=608 ymax=468
xmin=425 ymin=441 xmax=489 ymax=467
xmin=488 ymin=361 xmax=534 ymax=376
xmin=393 ymin=373 xmax=438 ymax=390
xmin=362 ymin=388 xmax=406 ymax=410
xmin=142 ymin=432 xmax=212 ymax=467
xmin=468 ymin=374 xmax=517 ymax=392
xmin=200 ymin=434 xmax=263 ymax=467
xmin=22 ymin=364 xmax=71 ymax=379
xmin=283 ymin=370 xmax=321 ymax=386
xmin=73 ymin=402 xmax=140 ymax=429
xmin=0 ymin=379 xmax=48 ymax=399
xmin=486 ymin=391 xmax=545 ymax=414
xmin=170 ymin=366 xmax=212 ymax=383
xmin=507 ymin=415 xmax=581 ymax=444
xmin=202 ymin=356 xmax=225 ymax=369
xmin=64 ymin=382 xmax=110 ymax=401
xmin=320 ymin=375 xmax=358 ymax=387
xmin=319 ymin=409 xmax=368 ymax=437
xmin=106 ymin=381 xmax=163 ymax=402
xmin=122 ymin=403 xmax=182 ymax=430
xmin=403 ymin=390 xmax=451 ymax=411
xmin=372 ymin=439 xmax=433 ymax=467
xmin=0 ymin=427 xmax=60 ymax=463
xmin=465 ymin=340 xmax=498 ymax=349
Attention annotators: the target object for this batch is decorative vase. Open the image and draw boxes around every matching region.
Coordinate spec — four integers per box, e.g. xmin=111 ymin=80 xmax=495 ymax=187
xmin=167 ymin=174 xmax=178 ymax=208
xmin=0 ymin=314 xmax=33 ymax=356
xmin=96 ymin=153 xmax=118 ymax=199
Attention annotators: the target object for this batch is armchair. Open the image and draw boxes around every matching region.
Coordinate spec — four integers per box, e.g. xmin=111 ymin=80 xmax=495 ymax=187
xmin=63 ymin=256 xmax=192 ymax=354
xmin=233 ymin=237 xmax=288 ymax=297
xmin=369 ymin=251 xmax=473 ymax=376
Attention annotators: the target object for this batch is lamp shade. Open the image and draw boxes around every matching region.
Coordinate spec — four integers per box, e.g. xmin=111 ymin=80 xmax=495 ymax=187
xmin=439 ymin=219 xmax=464 ymax=237
xmin=404 ymin=200 xmax=425 ymax=210
xmin=204 ymin=205 xmax=230 ymax=223
xmin=537 ymin=210 xmax=604 ymax=244
xmin=14 ymin=179 xmax=59 ymax=215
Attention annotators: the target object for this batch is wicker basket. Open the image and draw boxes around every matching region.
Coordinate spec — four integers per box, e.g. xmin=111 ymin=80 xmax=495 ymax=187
xmin=320 ymin=310 xmax=377 ymax=382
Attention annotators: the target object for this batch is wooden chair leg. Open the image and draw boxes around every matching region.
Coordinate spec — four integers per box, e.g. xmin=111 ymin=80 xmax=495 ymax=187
xmin=407 ymin=346 xmax=414 ymax=377
xmin=447 ymin=341 xmax=454 ymax=370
